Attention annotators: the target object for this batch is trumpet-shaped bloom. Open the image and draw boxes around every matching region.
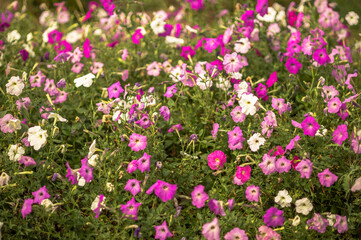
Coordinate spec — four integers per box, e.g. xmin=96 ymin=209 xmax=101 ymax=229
xmin=202 ymin=218 xmax=220 ymax=240
xmin=207 ymin=150 xmax=227 ymax=170
xmin=155 ymin=221 xmax=173 ymax=240
xmin=128 ymin=133 xmax=147 ymax=152
xmin=120 ymin=197 xmax=141 ymax=220
xmin=191 ymin=185 xmax=209 ymax=208
xmin=318 ymin=168 xmax=338 ymax=187
xmin=124 ymin=179 xmax=142 ymax=196
xmin=32 ymin=185 xmax=50 ymax=204
xmin=146 ymin=180 xmax=177 ymax=202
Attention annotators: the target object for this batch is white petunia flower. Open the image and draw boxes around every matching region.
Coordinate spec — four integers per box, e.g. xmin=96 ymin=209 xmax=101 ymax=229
xmin=239 ymin=93 xmax=258 ymax=115
xmin=351 ymin=176 xmax=361 ymax=192
xmin=247 ymin=133 xmax=266 ymax=152
xmin=41 ymin=199 xmax=55 ymax=212
xmin=91 ymin=195 xmax=106 ymax=211
xmin=0 ymin=172 xmax=10 ymax=186
xmin=170 ymin=66 xmax=182 ymax=82
xmin=7 ymin=30 xmax=21 ymax=43
xmin=257 ymin=7 xmax=277 ymax=22
xmin=28 ymin=126 xmax=48 ymax=151
xmin=112 ymin=110 xmax=129 ymax=124
xmin=295 ymin=198 xmax=313 ymax=215
xmin=150 ymin=18 xmax=165 ymax=35
xmin=234 ymin=38 xmax=251 ymax=54
xmin=66 ymin=29 xmax=83 ymax=43
xmin=9 ymin=119 xmax=21 ymax=131
xmin=8 ymin=144 xmax=25 ymax=161
xmin=74 ymin=73 xmax=95 ymax=88
xmin=88 ymin=139 xmax=97 ymax=158
xmin=165 ymin=36 xmax=184 ymax=47
xmin=6 ymin=76 xmax=24 ymax=96
xmin=275 ymin=190 xmax=292 ymax=208
xmin=196 ymin=74 xmax=213 ymax=90
xmin=230 ymin=72 xmax=243 ymax=80
xmin=106 ymin=182 xmax=115 ymax=192
xmin=292 ymin=215 xmax=301 ymax=226
xmin=345 ymin=11 xmax=359 ymax=26
xmin=88 ymin=154 xmax=99 ymax=167
xmin=77 ymin=172 xmax=86 ymax=186
xmin=48 ymin=113 xmax=68 ymax=123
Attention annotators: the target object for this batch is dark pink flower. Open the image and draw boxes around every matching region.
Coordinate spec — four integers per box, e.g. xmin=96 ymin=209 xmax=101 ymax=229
xmin=19 ymin=156 xmax=36 ymax=167
xmin=207 ymin=150 xmax=227 ymax=170
xmin=180 ymin=46 xmax=196 ymax=60
xmin=54 ymin=40 xmax=72 ymax=53
xmin=79 ymin=157 xmax=94 ymax=182
xmin=285 ymin=57 xmax=302 ymax=75
xmin=48 ymin=29 xmax=63 ymax=44
xmin=235 ymin=165 xmax=251 ymax=183
xmin=168 ymin=124 xmax=183 ymax=133
xmin=301 ymin=116 xmax=320 ymax=137
xmin=256 ymin=0 xmax=268 ymax=17
xmin=108 ymin=81 xmax=124 ymax=99
xmin=124 ymin=179 xmax=142 ymax=196
xmin=155 ymin=221 xmax=173 ymax=240
xmin=127 ymin=160 xmax=138 ymax=174
xmin=66 ymin=162 xmax=78 ymax=185
xmin=131 ymin=29 xmax=143 ymax=44
xmin=313 ymin=48 xmax=330 ymax=65
xmin=137 ymin=152 xmax=151 ymax=173
xmin=83 ymin=38 xmax=92 ymax=58
xmin=208 ymin=199 xmax=226 ymax=216
xmin=164 ymin=84 xmax=177 ymax=98
xmin=146 ymin=180 xmax=177 ymax=202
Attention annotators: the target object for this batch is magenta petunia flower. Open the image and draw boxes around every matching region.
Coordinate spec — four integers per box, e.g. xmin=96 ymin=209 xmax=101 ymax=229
xmin=29 ymin=71 xmax=46 ymax=88
xmin=124 ymin=179 xmax=142 ymax=196
xmin=19 ymin=156 xmax=36 ymax=167
xmin=204 ymin=38 xmax=220 ymax=53
xmin=318 ymin=168 xmax=338 ymax=187
xmin=48 ymin=29 xmax=63 ymax=44
xmin=266 ymin=71 xmax=277 ymax=88
xmin=285 ymin=57 xmax=302 ymax=74
xmin=301 ymin=116 xmax=320 ymax=137
xmin=334 ymin=215 xmax=348 ymax=234
xmin=256 ymin=0 xmax=268 ymax=17
xmin=191 ymin=185 xmax=209 ymax=208
xmin=164 ymin=84 xmax=177 ymax=98
xmin=154 ymin=221 xmax=173 ymax=240
xmin=263 ymin=207 xmax=284 ymax=227
xmin=295 ymin=159 xmax=313 ymax=179
xmin=227 ymin=126 xmax=246 ymax=150
xmin=224 ymin=227 xmax=248 ymax=240
xmin=54 ymin=40 xmax=72 ymax=53
xmin=231 ymin=106 xmax=246 ymax=123
xmin=285 ymin=135 xmax=301 ymax=152
xmin=202 ymin=218 xmax=220 ymax=240
xmin=159 ymin=106 xmax=170 ymax=121
xmin=211 ymin=123 xmax=219 ymax=140
xmin=168 ymin=124 xmax=183 ymax=133
xmin=275 ymin=156 xmax=292 ymax=173
xmin=258 ymin=154 xmax=277 ymax=175
xmin=235 ymin=165 xmax=251 ymax=183
xmin=332 ymin=124 xmax=348 ymax=145
xmin=135 ymin=114 xmax=153 ymax=129
xmin=131 ymin=29 xmax=144 ymax=45
xmin=146 ymin=180 xmax=177 ymax=202
xmin=307 ymin=213 xmax=329 ymax=233
xmin=245 ymin=185 xmax=260 ymax=202
xmin=32 ymin=185 xmax=50 ymax=204
xmin=313 ymin=48 xmax=330 ymax=65
xmin=66 ymin=162 xmax=78 ymax=185
xmin=108 ymin=81 xmax=124 ymax=99
xmin=241 ymin=10 xmax=255 ymax=28
xmin=207 ymin=150 xmax=227 ymax=170
xmin=208 ymin=199 xmax=226 ymax=216
xmin=137 ymin=152 xmax=151 ymax=173
xmin=127 ymin=160 xmax=138 ymax=174
xmin=180 ymin=46 xmax=195 ymax=60
xmin=128 ymin=133 xmax=147 ymax=152
xmin=120 ymin=197 xmax=141 ymax=220
xmin=255 ymin=83 xmax=268 ymax=102
xmin=79 ymin=157 xmax=94 ymax=183
xmin=21 ymin=198 xmax=34 ymax=218
xmin=83 ymin=38 xmax=92 ymax=58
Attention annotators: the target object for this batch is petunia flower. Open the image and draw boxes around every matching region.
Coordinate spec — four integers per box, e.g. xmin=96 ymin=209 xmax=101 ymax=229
xmin=32 ymin=185 xmax=51 ymax=204
xmin=191 ymin=185 xmax=209 ymax=208
xmin=202 ymin=218 xmax=220 ymax=240
xmin=124 ymin=179 xmax=142 ymax=196
xmin=128 ymin=133 xmax=147 ymax=152
xmin=21 ymin=199 xmax=34 ymax=219
xmin=146 ymin=180 xmax=177 ymax=202
xmin=318 ymin=168 xmax=338 ymax=187
xmin=120 ymin=197 xmax=141 ymax=220
xmin=154 ymin=221 xmax=173 ymax=240
xmin=263 ymin=207 xmax=284 ymax=227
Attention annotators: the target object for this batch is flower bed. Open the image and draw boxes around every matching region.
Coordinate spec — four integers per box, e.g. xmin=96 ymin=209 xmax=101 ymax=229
xmin=0 ymin=0 xmax=361 ymax=239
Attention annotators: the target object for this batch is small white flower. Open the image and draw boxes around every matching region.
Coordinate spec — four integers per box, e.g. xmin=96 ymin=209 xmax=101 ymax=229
xmin=196 ymin=74 xmax=213 ymax=90
xmin=74 ymin=73 xmax=95 ymax=88
xmin=315 ymin=125 xmax=327 ymax=136
xmin=6 ymin=76 xmax=24 ymax=96
xmin=91 ymin=195 xmax=106 ymax=211
xmin=275 ymin=190 xmax=292 ymax=208
xmin=9 ymin=119 xmax=21 ymax=131
xmin=41 ymin=199 xmax=55 ymax=212
xmin=257 ymin=7 xmax=277 ymax=22
xmin=216 ymin=77 xmax=231 ymax=91
xmin=77 ymin=172 xmax=86 ymax=186
xmin=88 ymin=139 xmax=97 ymax=158
xmin=247 ymin=133 xmax=266 ymax=152
xmin=88 ymin=154 xmax=99 ymax=167
xmin=7 ymin=30 xmax=21 ymax=43
xmin=0 ymin=172 xmax=10 ymax=186
xmin=112 ymin=110 xmax=129 ymax=124
xmin=234 ymin=38 xmax=251 ymax=54
xmin=295 ymin=198 xmax=313 ymax=215
xmin=292 ymin=215 xmax=301 ymax=226
xmin=8 ymin=144 xmax=25 ymax=161
xmin=106 ymin=182 xmax=115 ymax=192
xmin=170 ymin=66 xmax=182 ymax=82
xmin=345 ymin=11 xmax=359 ymax=26
xmin=325 ymin=213 xmax=336 ymax=227
xmin=239 ymin=93 xmax=258 ymax=116
xmin=165 ymin=36 xmax=184 ymax=47
xmin=66 ymin=29 xmax=83 ymax=43
xmin=150 ymin=18 xmax=166 ymax=35
xmin=230 ymin=72 xmax=243 ymax=80
xmin=48 ymin=113 xmax=68 ymax=123
xmin=28 ymin=126 xmax=48 ymax=151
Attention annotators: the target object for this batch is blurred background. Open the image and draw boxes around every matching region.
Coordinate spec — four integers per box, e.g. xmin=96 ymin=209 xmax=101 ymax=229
xmin=1 ymin=0 xmax=360 ymax=18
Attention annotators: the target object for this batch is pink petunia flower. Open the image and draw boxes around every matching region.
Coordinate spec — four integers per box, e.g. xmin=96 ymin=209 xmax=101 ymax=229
xmin=147 ymin=61 xmax=161 ymax=76
xmin=159 ymin=106 xmax=170 ymax=121
xmin=191 ymin=185 xmax=209 ymax=208
xmin=137 ymin=152 xmax=151 ymax=173
xmin=207 ymin=150 xmax=227 ymax=170
xmin=202 ymin=218 xmax=220 ymax=240
xmin=83 ymin=38 xmax=92 ymax=58
xmin=285 ymin=57 xmax=302 ymax=75
xmin=211 ymin=123 xmax=219 ymax=140
xmin=146 ymin=180 xmax=177 ymax=202
xmin=131 ymin=29 xmax=144 ymax=44
xmin=263 ymin=207 xmax=284 ymax=227
xmin=120 ymin=197 xmax=141 ymax=220
xmin=258 ymin=154 xmax=277 ymax=175
xmin=318 ymin=168 xmax=338 ymax=187
xmin=245 ymin=185 xmax=260 ymax=202
xmin=235 ymin=165 xmax=251 ymax=183
xmin=79 ymin=157 xmax=94 ymax=183
xmin=334 ymin=215 xmax=348 ymax=234
xmin=332 ymin=124 xmax=348 ymax=145
xmin=295 ymin=159 xmax=313 ymax=179
xmin=275 ymin=156 xmax=292 ymax=173
xmin=301 ymin=116 xmax=320 ymax=137
xmin=124 ymin=179 xmax=142 ymax=196
xmin=19 ymin=156 xmax=36 ymax=167
xmin=307 ymin=213 xmax=329 ymax=233
xmin=32 ymin=185 xmax=50 ymax=204
xmin=155 ymin=221 xmax=173 ymax=240
xmin=208 ymin=199 xmax=226 ymax=216
xmin=164 ymin=84 xmax=177 ymax=98
xmin=128 ymin=133 xmax=147 ymax=152
xmin=224 ymin=228 xmax=248 ymax=240
xmin=108 ymin=81 xmax=124 ymax=99
xmin=21 ymin=199 xmax=34 ymax=218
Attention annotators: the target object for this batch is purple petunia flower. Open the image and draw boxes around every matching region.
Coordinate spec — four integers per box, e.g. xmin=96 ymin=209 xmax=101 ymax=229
xmin=334 ymin=215 xmax=348 ymax=234
xmin=120 ymin=197 xmax=141 ymax=220
xmin=208 ymin=199 xmax=226 ymax=216
xmin=32 ymin=185 xmax=50 ymax=204
xmin=285 ymin=57 xmax=302 ymax=74
xmin=66 ymin=162 xmax=78 ymax=185
xmin=146 ymin=180 xmax=177 ymax=202
xmin=263 ymin=207 xmax=284 ymax=227
xmin=307 ymin=213 xmax=329 ymax=233
xmin=124 ymin=179 xmax=142 ymax=196
xmin=21 ymin=198 xmax=34 ymax=218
